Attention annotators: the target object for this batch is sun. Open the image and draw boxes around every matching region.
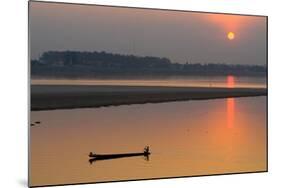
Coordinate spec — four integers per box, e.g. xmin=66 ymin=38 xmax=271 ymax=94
xmin=227 ymin=32 xmax=235 ymax=40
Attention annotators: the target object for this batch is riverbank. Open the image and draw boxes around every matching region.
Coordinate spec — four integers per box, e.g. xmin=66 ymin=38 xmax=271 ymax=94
xmin=31 ymin=85 xmax=267 ymax=111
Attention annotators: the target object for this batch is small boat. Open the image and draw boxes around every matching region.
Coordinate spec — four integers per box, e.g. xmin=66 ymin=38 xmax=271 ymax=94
xmin=88 ymin=146 xmax=151 ymax=162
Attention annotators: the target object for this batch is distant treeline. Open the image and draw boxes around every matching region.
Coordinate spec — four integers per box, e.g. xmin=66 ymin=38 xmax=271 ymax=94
xmin=31 ymin=51 xmax=267 ymax=78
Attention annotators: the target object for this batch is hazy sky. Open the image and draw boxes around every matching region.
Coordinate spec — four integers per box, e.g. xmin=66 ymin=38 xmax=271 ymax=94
xmin=30 ymin=1 xmax=267 ymax=65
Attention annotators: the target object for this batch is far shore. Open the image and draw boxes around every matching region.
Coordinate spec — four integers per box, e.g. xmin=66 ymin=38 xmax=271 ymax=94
xmin=31 ymin=85 xmax=267 ymax=111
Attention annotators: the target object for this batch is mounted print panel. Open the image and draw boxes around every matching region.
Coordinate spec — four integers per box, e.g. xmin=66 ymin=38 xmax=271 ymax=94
xmin=29 ymin=1 xmax=267 ymax=187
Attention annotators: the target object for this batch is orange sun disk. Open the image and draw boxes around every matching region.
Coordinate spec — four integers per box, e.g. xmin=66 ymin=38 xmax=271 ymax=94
xmin=227 ymin=32 xmax=235 ymax=40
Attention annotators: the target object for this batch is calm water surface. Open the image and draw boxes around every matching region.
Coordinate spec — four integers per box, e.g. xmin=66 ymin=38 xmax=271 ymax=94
xmin=30 ymin=96 xmax=267 ymax=186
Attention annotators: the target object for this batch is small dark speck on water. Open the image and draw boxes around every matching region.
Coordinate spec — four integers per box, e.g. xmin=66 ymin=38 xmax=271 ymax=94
xmin=31 ymin=121 xmax=42 ymax=127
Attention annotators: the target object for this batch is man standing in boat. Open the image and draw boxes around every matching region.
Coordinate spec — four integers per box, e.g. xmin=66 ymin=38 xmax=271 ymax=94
xmin=144 ymin=146 xmax=150 ymax=154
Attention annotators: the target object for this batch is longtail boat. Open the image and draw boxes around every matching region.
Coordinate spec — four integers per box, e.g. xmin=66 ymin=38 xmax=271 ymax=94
xmin=89 ymin=146 xmax=151 ymax=163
